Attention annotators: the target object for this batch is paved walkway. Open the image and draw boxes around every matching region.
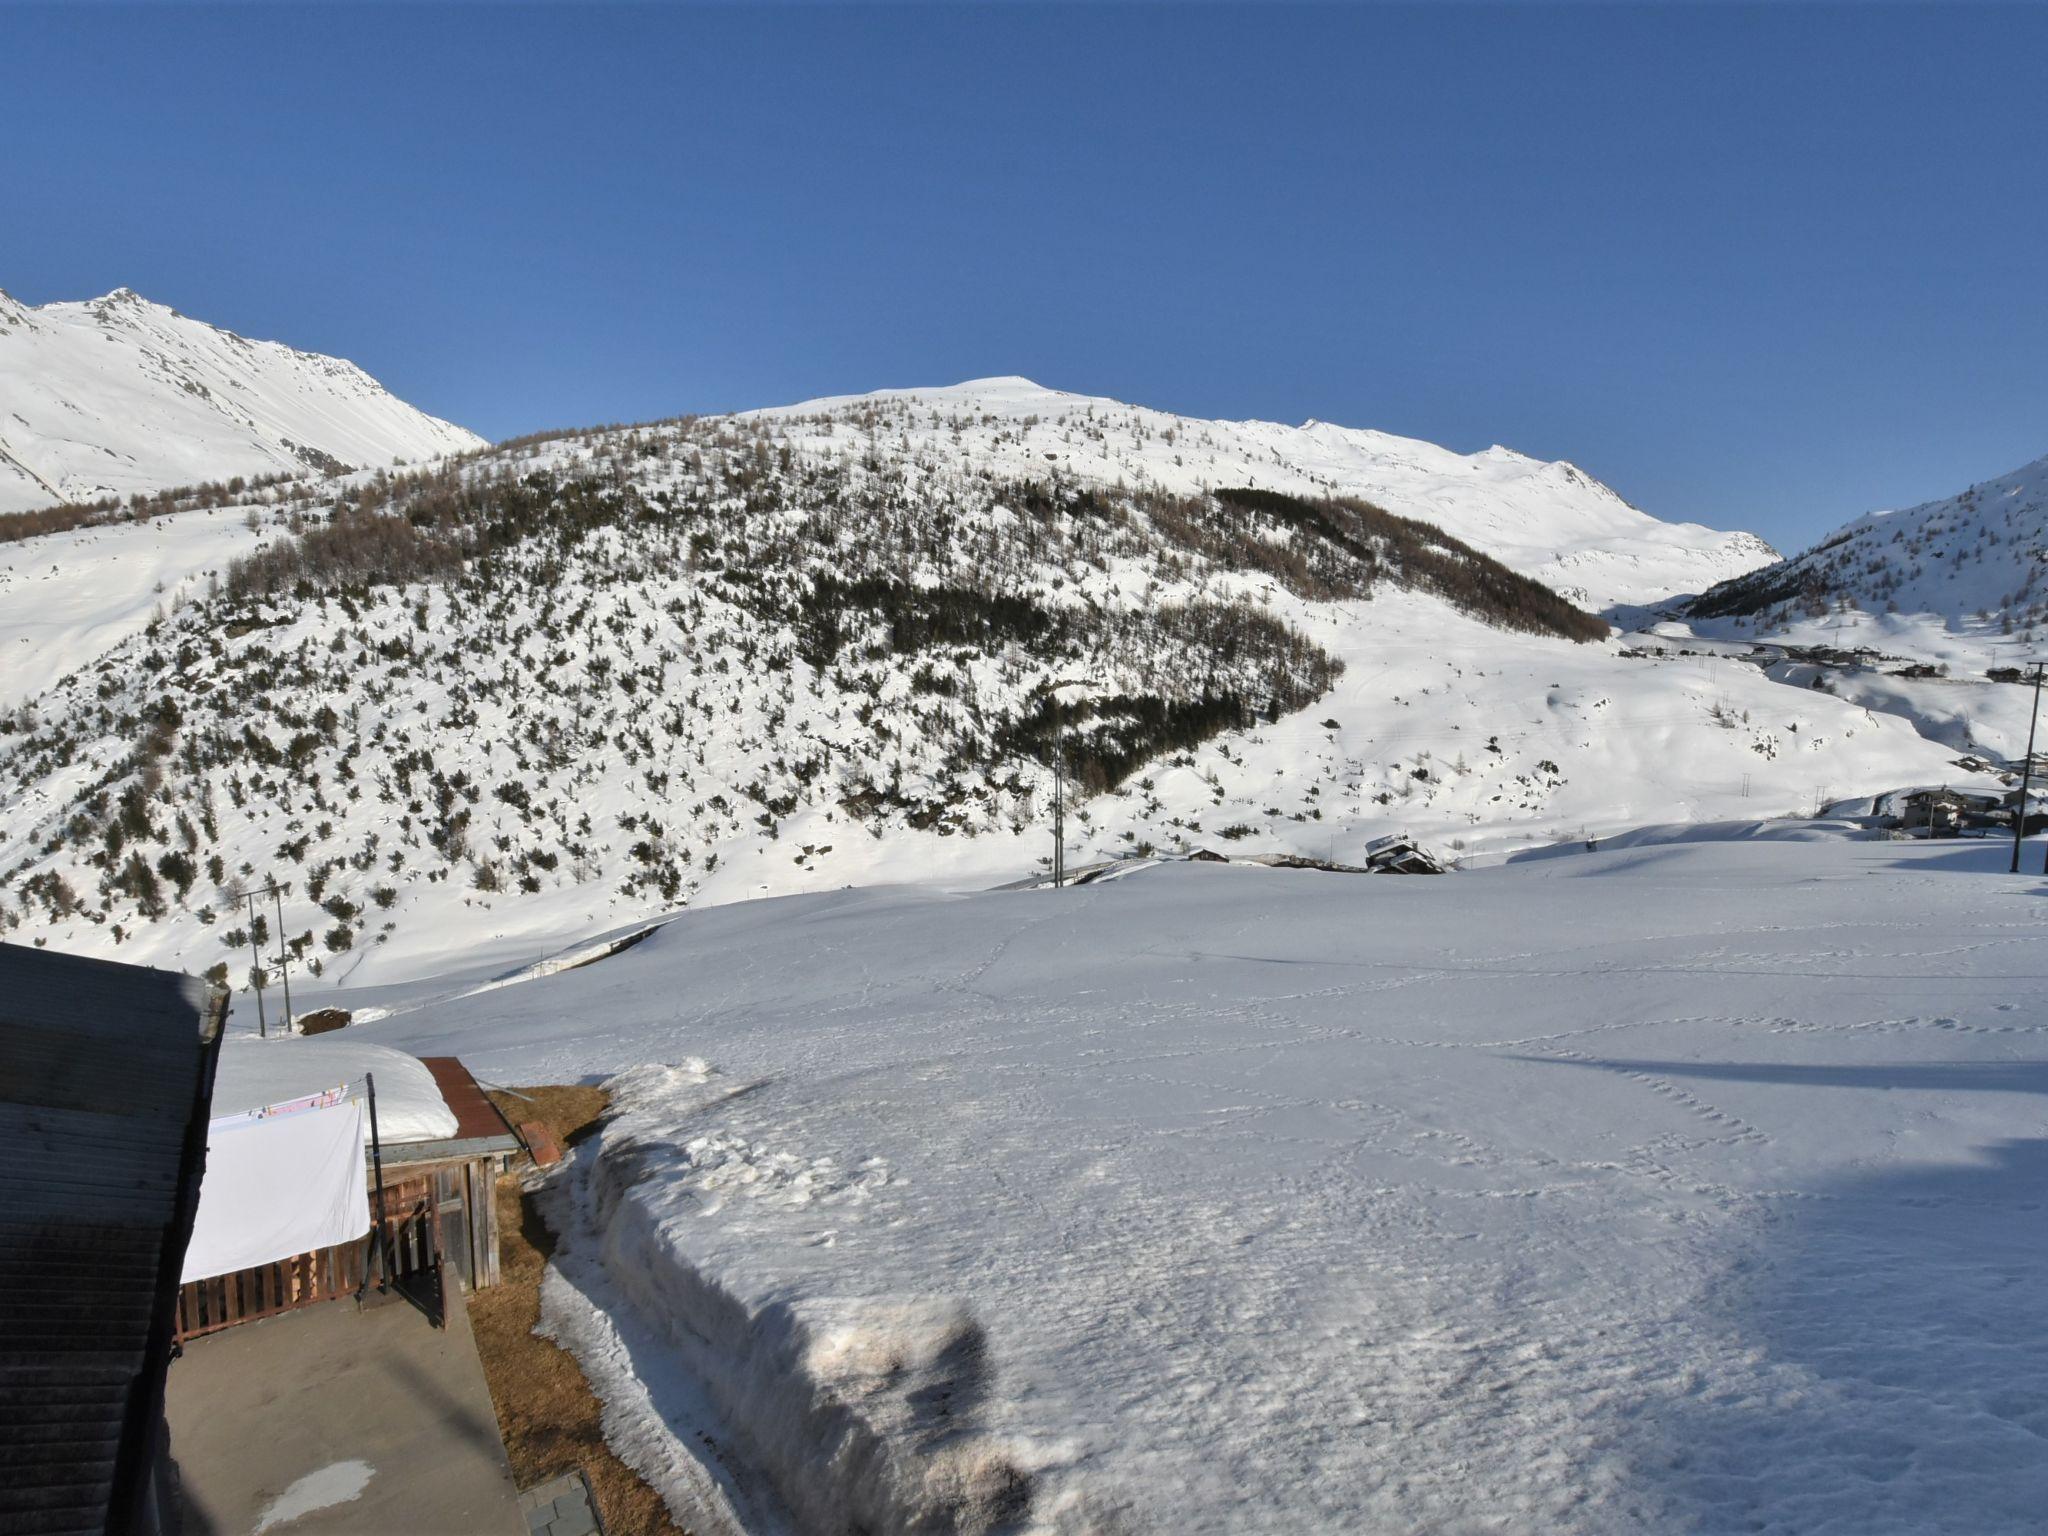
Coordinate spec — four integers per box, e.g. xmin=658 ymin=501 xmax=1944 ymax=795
xmin=166 ymin=1282 xmax=525 ymax=1535
xmin=518 ymin=1471 xmax=602 ymax=1536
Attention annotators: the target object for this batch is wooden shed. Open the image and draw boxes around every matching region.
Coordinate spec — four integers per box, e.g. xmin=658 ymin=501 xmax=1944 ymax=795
xmin=173 ymin=1055 xmax=522 ymax=1341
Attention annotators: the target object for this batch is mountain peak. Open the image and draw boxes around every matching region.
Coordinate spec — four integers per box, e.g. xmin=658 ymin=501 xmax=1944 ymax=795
xmin=86 ymin=286 xmax=154 ymax=315
xmin=0 ymin=290 xmax=486 ymax=513
xmin=949 ymin=374 xmax=1049 ymax=392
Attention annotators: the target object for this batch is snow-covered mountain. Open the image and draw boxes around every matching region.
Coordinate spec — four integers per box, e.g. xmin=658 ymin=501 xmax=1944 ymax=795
xmin=1688 ymin=448 xmax=2048 ymax=635
xmin=755 ymin=378 xmax=1777 ymax=611
xmin=1673 ymin=450 xmax=2048 ymax=760
xmin=0 ymin=286 xmax=485 ymax=512
xmin=0 ymin=381 xmax=1980 ymax=985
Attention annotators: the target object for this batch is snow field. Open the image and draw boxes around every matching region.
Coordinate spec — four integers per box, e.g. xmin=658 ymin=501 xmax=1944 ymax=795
xmin=0 ymin=506 xmax=274 ymax=710
xmin=350 ymin=837 xmax=2048 ymax=1532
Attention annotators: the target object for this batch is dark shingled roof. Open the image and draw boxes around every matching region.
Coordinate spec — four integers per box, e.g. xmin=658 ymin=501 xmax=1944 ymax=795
xmin=0 ymin=942 xmax=226 ymax=1536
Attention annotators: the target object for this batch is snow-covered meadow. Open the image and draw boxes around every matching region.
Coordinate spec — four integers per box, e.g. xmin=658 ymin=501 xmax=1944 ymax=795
xmin=328 ymin=833 xmax=2048 ymax=1534
xmin=0 ymin=506 xmax=272 ymax=709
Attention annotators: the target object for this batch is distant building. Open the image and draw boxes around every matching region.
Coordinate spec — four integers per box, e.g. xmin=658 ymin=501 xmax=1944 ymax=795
xmin=1361 ymin=834 xmax=1447 ymax=874
xmin=2004 ymin=785 xmax=2048 ymax=838
xmin=0 ymin=943 xmax=228 ymax=1536
xmin=1884 ymin=786 xmax=2004 ymax=836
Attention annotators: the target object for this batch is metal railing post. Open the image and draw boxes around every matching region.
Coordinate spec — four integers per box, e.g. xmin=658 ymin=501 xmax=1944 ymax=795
xmin=356 ymin=1073 xmax=391 ymax=1301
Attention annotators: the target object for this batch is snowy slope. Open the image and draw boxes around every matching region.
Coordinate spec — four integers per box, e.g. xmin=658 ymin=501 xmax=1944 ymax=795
xmin=0 ymin=287 xmax=484 ymax=512
xmin=0 ymin=409 xmax=1979 ymax=988
xmin=0 ymin=505 xmax=278 ymax=710
xmin=1672 ymin=449 xmax=2048 ymax=758
xmin=751 ymin=377 xmax=1777 ymax=611
xmin=1689 ymin=448 xmax=2048 ymax=633
xmin=335 ymin=837 xmax=2048 ymax=1535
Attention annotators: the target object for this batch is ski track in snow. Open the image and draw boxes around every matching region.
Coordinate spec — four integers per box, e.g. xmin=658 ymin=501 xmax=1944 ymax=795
xmin=328 ymin=836 xmax=2048 ymax=1534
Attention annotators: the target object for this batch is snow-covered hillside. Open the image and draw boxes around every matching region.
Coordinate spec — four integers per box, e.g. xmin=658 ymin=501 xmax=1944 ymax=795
xmin=0 ymin=506 xmax=274 ymax=710
xmin=328 ymin=836 xmax=2048 ymax=1535
xmin=0 ymin=402 xmax=1980 ymax=987
xmin=1689 ymin=448 xmax=2048 ymax=634
xmin=755 ymin=378 xmax=1777 ymax=611
xmin=0 ymin=286 xmax=484 ymax=512
xmin=1671 ymin=450 xmax=2048 ymax=759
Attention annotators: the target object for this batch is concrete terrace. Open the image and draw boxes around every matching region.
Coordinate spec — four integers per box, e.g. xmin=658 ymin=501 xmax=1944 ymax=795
xmin=166 ymin=1282 xmax=525 ymax=1535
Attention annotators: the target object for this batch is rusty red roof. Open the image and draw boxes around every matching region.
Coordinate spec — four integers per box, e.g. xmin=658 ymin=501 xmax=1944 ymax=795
xmin=417 ymin=1057 xmax=517 ymax=1145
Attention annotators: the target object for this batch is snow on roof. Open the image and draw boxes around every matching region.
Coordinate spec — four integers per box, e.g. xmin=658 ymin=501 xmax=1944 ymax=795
xmin=212 ymin=1035 xmax=457 ymax=1142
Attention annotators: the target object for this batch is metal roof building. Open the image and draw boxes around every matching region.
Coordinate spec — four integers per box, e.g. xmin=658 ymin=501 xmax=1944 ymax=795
xmin=0 ymin=942 xmax=227 ymax=1536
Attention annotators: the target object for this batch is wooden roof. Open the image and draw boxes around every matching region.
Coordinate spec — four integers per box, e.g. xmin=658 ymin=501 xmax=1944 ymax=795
xmin=0 ymin=942 xmax=225 ymax=1535
xmin=385 ymin=1057 xmax=522 ymax=1164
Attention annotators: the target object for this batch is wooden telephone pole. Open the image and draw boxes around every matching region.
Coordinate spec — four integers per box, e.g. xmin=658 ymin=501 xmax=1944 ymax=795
xmin=238 ymin=878 xmax=296 ymax=1034
xmin=1041 ymin=678 xmax=1093 ymax=890
xmin=1052 ymin=702 xmax=1067 ymax=890
xmin=2012 ymin=663 xmax=2045 ymax=875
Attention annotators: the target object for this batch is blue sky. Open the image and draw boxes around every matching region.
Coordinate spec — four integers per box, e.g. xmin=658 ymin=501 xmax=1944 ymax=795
xmin=6 ymin=3 xmax=2045 ymax=550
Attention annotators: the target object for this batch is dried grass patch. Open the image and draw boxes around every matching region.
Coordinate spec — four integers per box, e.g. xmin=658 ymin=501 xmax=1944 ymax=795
xmin=471 ymin=1085 xmax=686 ymax=1536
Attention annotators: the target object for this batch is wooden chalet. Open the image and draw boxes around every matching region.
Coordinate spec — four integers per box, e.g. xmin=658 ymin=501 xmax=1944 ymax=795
xmin=1884 ymin=786 xmax=2004 ymax=836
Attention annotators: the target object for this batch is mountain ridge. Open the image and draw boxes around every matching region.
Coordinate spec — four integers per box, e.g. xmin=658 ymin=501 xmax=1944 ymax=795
xmin=748 ymin=376 xmax=1778 ymax=612
xmin=0 ymin=393 xmax=1976 ymax=986
xmin=0 ymin=285 xmax=486 ymax=514
xmin=1687 ymin=449 xmax=2048 ymax=636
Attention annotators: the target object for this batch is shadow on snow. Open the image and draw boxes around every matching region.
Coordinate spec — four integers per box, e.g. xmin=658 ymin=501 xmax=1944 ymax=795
xmin=1534 ymin=1054 xmax=2048 ymax=1533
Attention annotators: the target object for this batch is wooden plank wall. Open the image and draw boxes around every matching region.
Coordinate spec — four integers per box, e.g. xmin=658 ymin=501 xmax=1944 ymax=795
xmin=174 ymin=1238 xmax=365 ymax=1340
xmin=173 ymin=1171 xmax=444 ymax=1341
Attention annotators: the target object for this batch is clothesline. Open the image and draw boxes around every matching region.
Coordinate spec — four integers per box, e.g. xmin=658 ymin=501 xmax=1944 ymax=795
xmin=182 ymin=1082 xmax=373 ymax=1285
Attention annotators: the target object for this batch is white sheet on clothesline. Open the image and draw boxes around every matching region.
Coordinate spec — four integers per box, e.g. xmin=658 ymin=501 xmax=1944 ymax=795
xmin=181 ymin=1094 xmax=369 ymax=1284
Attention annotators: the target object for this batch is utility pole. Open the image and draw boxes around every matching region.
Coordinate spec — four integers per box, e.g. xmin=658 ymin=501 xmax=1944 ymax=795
xmin=238 ymin=878 xmax=296 ymax=1033
xmin=2012 ymin=662 xmax=2044 ymax=874
xmin=356 ymin=1072 xmax=391 ymax=1302
xmin=1039 ymin=678 xmax=1094 ymax=891
xmin=271 ymin=883 xmax=295 ymax=1031
xmin=1052 ymin=699 xmax=1066 ymax=890
xmin=243 ymin=891 xmax=268 ymax=1039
